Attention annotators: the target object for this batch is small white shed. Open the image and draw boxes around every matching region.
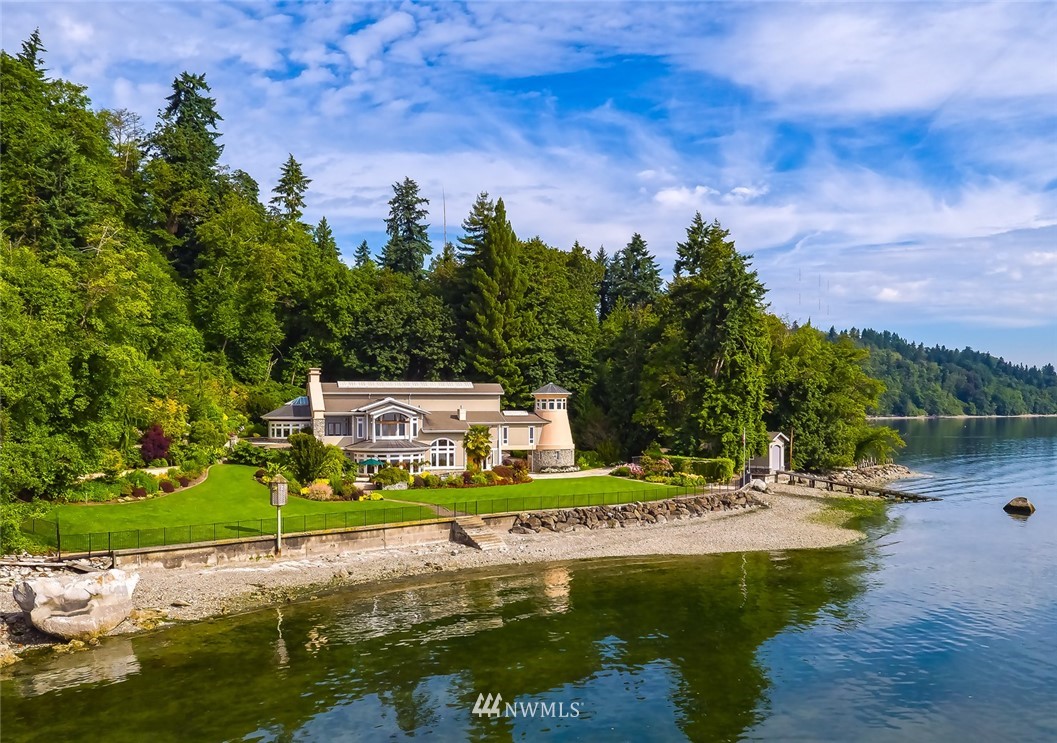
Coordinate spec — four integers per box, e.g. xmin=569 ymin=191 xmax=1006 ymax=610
xmin=750 ymin=432 xmax=789 ymax=473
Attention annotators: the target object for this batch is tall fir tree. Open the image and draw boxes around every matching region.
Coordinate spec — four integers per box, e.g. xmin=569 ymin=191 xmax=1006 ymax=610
xmin=381 ymin=177 xmax=431 ymax=276
xmin=146 ymin=71 xmax=224 ymax=274
xmin=463 ymin=198 xmax=528 ymax=405
xmin=17 ymin=28 xmax=45 ymax=73
xmin=608 ymin=233 xmax=661 ymax=310
xmin=269 ymin=154 xmax=311 ymax=222
xmin=457 ymin=192 xmax=494 ymax=264
xmin=314 ymin=217 xmax=337 ymax=258
xmin=638 ymin=217 xmax=770 ymax=465
xmin=594 ymin=246 xmax=611 ymax=319
xmin=354 ymin=239 xmax=372 ymax=267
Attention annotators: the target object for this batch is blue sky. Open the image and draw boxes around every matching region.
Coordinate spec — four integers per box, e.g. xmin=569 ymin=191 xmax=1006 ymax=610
xmin=5 ymin=1 xmax=1056 ymax=366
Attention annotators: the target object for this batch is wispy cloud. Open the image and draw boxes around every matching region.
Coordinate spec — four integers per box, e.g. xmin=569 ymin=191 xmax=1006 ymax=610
xmin=4 ymin=1 xmax=1055 ymax=364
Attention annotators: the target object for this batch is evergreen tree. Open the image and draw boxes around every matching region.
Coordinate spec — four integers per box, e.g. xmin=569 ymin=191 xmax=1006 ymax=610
xmin=638 ymin=217 xmax=770 ymax=465
xmin=674 ymin=212 xmax=712 ymax=278
xmin=463 ymin=198 xmax=528 ymax=405
xmin=17 ymin=28 xmax=45 ymax=73
xmin=594 ymin=246 xmax=611 ymax=319
xmin=608 ymin=233 xmax=661 ymax=310
xmin=381 ymin=177 xmax=431 ymax=276
xmin=269 ymin=154 xmax=311 ymax=222
xmin=457 ymin=192 xmax=494 ymax=264
xmin=354 ymin=239 xmax=372 ymax=267
xmin=314 ymin=217 xmax=337 ymax=258
xmin=146 ymin=71 xmax=224 ymax=273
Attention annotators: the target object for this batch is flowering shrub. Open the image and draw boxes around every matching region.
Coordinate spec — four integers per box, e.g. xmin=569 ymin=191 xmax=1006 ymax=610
xmin=639 ymin=456 xmax=672 ymax=477
xmin=304 ymin=482 xmax=334 ymax=501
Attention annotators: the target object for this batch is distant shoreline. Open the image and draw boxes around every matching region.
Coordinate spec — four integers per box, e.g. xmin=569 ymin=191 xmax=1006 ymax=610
xmin=868 ymin=414 xmax=1057 ymax=420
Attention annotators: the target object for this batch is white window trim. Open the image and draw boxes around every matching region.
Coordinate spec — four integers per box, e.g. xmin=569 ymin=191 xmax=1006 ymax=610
xmin=430 ymin=438 xmax=457 ymax=469
xmin=356 ymin=417 xmax=364 ymax=439
xmin=501 ymin=426 xmax=509 ymax=445
xmin=528 ymin=426 xmax=535 ymax=444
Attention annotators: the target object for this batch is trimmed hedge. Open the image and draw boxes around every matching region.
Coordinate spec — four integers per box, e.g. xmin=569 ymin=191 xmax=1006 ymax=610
xmin=666 ymin=456 xmax=735 ymax=483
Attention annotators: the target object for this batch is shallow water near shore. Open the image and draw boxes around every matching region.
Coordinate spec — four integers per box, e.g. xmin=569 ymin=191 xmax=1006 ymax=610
xmin=3 ymin=418 xmax=1056 ymax=741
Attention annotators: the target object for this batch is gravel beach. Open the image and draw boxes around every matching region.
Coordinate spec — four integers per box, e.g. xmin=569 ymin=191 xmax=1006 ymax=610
xmin=0 ymin=481 xmax=889 ymax=661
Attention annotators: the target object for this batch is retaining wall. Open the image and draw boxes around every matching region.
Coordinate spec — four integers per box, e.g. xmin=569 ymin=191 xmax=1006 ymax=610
xmin=109 ymin=518 xmax=455 ymax=570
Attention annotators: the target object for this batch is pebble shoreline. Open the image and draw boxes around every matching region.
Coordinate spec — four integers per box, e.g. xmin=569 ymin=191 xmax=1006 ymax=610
xmin=1 ymin=468 xmax=914 ymax=662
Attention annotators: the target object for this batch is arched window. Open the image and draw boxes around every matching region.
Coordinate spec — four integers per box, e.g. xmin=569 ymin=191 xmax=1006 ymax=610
xmin=430 ymin=439 xmax=457 ymax=468
xmin=375 ymin=412 xmax=410 ymax=438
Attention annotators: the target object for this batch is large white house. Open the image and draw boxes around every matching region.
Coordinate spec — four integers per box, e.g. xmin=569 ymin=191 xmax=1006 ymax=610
xmin=261 ymin=369 xmax=576 ymax=473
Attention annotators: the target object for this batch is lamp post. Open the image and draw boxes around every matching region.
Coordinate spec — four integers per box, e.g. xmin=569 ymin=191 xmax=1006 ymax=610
xmin=270 ymin=474 xmax=288 ymax=557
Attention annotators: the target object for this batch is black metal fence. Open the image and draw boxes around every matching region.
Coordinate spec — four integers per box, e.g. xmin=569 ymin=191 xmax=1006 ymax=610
xmin=443 ymin=483 xmax=718 ymax=517
xmin=21 ymin=482 xmax=725 ymax=558
xmin=21 ymin=505 xmax=434 ymax=558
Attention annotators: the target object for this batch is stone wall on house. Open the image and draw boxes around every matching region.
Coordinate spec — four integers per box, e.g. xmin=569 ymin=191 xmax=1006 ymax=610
xmin=312 ymin=418 xmax=324 ymax=439
xmin=532 ymin=448 xmax=576 ymax=472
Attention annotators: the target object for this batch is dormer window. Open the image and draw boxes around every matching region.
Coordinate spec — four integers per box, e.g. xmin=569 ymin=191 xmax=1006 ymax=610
xmin=375 ymin=412 xmax=411 ymax=439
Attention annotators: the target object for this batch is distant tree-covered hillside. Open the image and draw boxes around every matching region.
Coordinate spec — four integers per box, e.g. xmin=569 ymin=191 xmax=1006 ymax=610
xmin=831 ymin=328 xmax=1057 ymax=416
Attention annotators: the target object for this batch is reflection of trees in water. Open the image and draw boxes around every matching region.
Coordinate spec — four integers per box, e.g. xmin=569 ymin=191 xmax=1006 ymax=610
xmin=891 ymin=417 xmax=1050 ymax=461
xmin=1 ymin=547 xmax=874 ymax=742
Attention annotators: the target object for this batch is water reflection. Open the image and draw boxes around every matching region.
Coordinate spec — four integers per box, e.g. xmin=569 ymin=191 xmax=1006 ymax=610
xmin=7 ymin=638 xmax=140 ymax=698
xmin=1 ymin=548 xmax=874 ymax=742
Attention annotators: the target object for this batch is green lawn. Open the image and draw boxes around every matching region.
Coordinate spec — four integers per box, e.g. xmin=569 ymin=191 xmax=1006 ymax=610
xmin=408 ymin=476 xmax=704 ymax=515
xmin=31 ymin=467 xmax=713 ymax=552
xmin=46 ymin=465 xmax=436 ymax=551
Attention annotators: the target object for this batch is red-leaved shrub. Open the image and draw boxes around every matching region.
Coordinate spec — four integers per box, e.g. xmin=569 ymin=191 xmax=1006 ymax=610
xmin=159 ymin=480 xmax=175 ymax=493
xmin=139 ymin=424 xmax=171 ymax=465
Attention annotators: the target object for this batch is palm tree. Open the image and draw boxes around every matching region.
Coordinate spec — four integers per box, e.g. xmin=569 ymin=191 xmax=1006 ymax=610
xmin=463 ymin=425 xmax=492 ymax=470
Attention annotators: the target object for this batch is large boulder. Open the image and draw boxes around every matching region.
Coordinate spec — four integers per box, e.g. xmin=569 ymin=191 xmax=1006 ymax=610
xmin=13 ymin=569 xmax=139 ymax=641
xmin=1003 ymin=497 xmax=1036 ymax=516
xmin=750 ymin=479 xmax=769 ymax=493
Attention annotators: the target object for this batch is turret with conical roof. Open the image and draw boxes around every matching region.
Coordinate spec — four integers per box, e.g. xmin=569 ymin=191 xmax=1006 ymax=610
xmin=531 ymin=383 xmax=576 ymax=471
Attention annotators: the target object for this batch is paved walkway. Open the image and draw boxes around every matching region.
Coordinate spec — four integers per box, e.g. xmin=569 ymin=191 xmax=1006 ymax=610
xmin=529 ymin=467 xmax=614 ymax=480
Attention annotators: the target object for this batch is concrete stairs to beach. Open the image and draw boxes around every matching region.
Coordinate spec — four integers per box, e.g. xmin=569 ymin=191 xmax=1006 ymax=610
xmin=452 ymin=515 xmax=507 ymax=552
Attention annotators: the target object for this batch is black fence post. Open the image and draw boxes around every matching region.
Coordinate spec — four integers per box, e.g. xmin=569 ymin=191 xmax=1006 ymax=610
xmin=55 ymin=521 xmax=62 ymax=559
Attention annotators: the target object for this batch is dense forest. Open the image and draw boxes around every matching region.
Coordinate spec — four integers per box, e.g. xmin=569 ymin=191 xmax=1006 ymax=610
xmin=826 ymin=329 xmax=1057 ymax=416
xmin=7 ymin=32 xmax=1047 ymax=515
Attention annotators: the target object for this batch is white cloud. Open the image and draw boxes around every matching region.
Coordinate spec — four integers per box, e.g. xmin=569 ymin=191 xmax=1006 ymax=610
xmin=341 ymin=12 xmax=417 ymax=69
xmin=3 ymin=1 xmax=1055 ymax=363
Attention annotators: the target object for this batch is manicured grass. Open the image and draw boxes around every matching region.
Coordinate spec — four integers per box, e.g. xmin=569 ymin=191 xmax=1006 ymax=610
xmin=409 ymin=476 xmax=707 ymax=515
xmin=46 ymin=465 xmax=436 ymax=550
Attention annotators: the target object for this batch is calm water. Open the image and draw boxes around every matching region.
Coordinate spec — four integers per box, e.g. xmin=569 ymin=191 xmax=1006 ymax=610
xmin=2 ymin=418 xmax=1056 ymax=742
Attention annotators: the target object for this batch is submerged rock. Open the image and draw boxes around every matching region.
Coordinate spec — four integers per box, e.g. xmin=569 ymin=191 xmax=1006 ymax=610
xmin=13 ymin=569 xmax=139 ymax=641
xmin=1003 ymin=497 xmax=1036 ymax=516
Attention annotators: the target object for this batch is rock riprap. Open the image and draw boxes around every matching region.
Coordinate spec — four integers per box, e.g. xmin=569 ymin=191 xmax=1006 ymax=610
xmin=510 ymin=491 xmax=761 ymax=534
xmin=13 ymin=569 xmax=139 ymax=641
xmin=1003 ymin=497 xmax=1036 ymax=516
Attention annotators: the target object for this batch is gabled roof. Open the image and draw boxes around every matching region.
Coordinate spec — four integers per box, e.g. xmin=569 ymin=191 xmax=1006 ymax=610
xmin=352 ymin=397 xmax=430 ymax=415
xmin=532 ymin=383 xmax=571 ymax=395
xmin=767 ymin=432 xmax=790 ymax=443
